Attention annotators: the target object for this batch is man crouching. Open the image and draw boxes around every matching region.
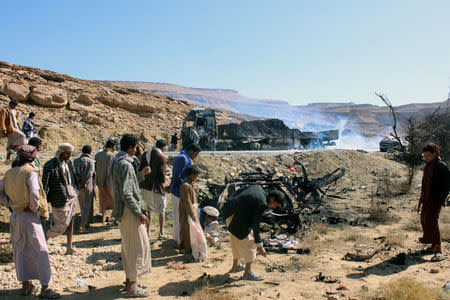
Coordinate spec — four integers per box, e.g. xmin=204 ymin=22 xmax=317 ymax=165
xmin=221 ymin=185 xmax=284 ymax=281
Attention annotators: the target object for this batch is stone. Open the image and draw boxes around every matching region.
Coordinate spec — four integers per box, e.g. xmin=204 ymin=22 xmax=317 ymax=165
xmin=77 ymin=94 xmax=94 ymax=105
xmin=0 ymin=94 xmax=10 ymax=103
xmin=0 ymin=61 xmax=12 ymax=68
xmin=280 ymin=155 xmax=295 ymax=167
xmin=429 ymin=269 xmax=439 ymax=273
xmin=40 ymin=73 xmax=65 ymax=82
xmin=95 ymin=259 xmax=106 ymax=266
xmin=3 ymin=82 xmax=29 ymax=101
xmin=82 ymin=113 xmax=102 ymax=125
xmin=30 ymin=85 xmax=67 ymax=108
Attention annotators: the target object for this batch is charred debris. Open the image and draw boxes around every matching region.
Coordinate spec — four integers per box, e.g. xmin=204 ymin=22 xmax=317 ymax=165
xmin=181 ymin=108 xmax=339 ymax=151
xmin=198 ymin=157 xmax=346 ymax=234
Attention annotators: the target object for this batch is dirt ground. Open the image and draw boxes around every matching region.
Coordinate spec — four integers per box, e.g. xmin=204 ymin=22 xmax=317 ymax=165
xmin=0 ymin=150 xmax=449 ymax=300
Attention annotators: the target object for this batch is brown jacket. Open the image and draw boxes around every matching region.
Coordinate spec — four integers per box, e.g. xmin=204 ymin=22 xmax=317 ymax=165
xmin=0 ymin=107 xmax=14 ymax=137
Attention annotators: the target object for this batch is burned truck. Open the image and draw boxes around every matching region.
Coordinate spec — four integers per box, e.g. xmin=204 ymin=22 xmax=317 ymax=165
xmin=181 ymin=108 xmax=339 ymax=150
xmin=181 ymin=108 xmax=217 ymax=150
xmin=217 ymin=119 xmax=339 ymax=150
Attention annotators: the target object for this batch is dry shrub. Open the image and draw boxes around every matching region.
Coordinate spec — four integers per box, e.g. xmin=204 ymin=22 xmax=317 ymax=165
xmin=385 ymin=232 xmax=406 ymax=247
xmin=441 ymin=224 xmax=450 ymax=243
xmin=300 ymin=231 xmax=321 ymax=254
xmin=0 ymin=243 xmax=13 ymax=263
xmin=376 ymin=169 xmax=393 ymax=196
xmin=191 ymin=288 xmax=238 ymax=300
xmin=311 ymin=222 xmax=334 ymax=235
xmin=300 ymin=222 xmax=334 ymax=254
xmin=403 ymin=215 xmax=422 ymax=232
xmin=441 ymin=210 xmax=450 ymax=224
xmin=286 ymin=255 xmax=317 ymax=271
xmin=367 ymin=204 xmax=395 ymax=224
xmin=383 ymin=277 xmax=438 ymax=300
xmin=360 ymin=277 xmax=442 ymax=300
xmin=342 ymin=229 xmax=370 ymax=244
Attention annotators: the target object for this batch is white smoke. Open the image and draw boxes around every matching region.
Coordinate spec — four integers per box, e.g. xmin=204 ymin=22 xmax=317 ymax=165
xmin=329 ymin=117 xmax=382 ymax=151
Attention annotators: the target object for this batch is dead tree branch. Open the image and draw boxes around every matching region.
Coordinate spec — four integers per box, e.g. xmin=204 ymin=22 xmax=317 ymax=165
xmin=375 ymin=92 xmax=405 ymax=151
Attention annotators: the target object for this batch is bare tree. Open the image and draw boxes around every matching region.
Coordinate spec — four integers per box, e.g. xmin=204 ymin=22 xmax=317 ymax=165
xmin=375 ymin=92 xmax=405 ymax=151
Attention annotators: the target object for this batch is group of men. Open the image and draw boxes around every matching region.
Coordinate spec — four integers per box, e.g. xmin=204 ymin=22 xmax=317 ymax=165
xmin=0 ymin=103 xmax=447 ymax=298
xmin=1 ymin=100 xmax=38 ymax=160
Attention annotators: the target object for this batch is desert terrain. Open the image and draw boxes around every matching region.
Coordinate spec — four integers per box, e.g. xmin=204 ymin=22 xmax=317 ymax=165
xmin=0 ymin=61 xmax=248 ymax=153
xmin=0 ymin=150 xmax=448 ymax=300
xmin=105 ymin=80 xmax=449 ymax=136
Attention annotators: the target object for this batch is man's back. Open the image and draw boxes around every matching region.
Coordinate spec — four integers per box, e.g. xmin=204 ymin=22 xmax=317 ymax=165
xmin=74 ymin=155 xmax=95 ymax=185
xmin=111 ymin=155 xmax=143 ymax=221
xmin=170 ymin=150 xmax=191 ymax=197
xmin=222 ymin=185 xmax=267 ymax=241
xmin=95 ymin=150 xmax=114 ymax=186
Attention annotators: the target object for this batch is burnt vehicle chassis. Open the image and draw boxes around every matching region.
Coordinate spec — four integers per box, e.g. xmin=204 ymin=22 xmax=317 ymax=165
xmin=180 ymin=109 xmax=339 ymax=151
xmin=198 ymin=161 xmax=346 ymax=233
xmin=181 ymin=108 xmax=217 ymax=150
xmin=217 ymin=119 xmax=339 ymax=150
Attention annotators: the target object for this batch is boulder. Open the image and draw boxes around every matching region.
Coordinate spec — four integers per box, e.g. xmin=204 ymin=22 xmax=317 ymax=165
xmin=96 ymin=94 xmax=121 ymax=107
xmin=30 ymin=85 xmax=67 ymax=108
xmin=0 ymin=94 xmax=10 ymax=103
xmin=280 ymin=155 xmax=295 ymax=167
xmin=40 ymin=73 xmax=65 ymax=82
xmin=96 ymin=94 xmax=156 ymax=114
xmin=77 ymin=94 xmax=94 ymax=105
xmin=3 ymin=82 xmax=29 ymax=101
xmin=82 ymin=113 xmax=102 ymax=125
xmin=0 ymin=61 xmax=12 ymax=68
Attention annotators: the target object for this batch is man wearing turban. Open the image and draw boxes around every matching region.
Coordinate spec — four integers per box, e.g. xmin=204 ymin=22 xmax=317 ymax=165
xmin=42 ymin=143 xmax=79 ymax=254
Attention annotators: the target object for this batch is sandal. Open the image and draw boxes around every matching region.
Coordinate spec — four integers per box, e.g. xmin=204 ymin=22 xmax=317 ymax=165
xmin=123 ymin=282 xmax=148 ymax=289
xmin=229 ymin=263 xmax=245 ymax=273
xmin=158 ymin=234 xmax=169 ymax=239
xmin=39 ymin=289 xmax=61 ymax=299
xmin=431 ymin=253 xmax=445 ymax=262
xmin=125 ymin=287 xmax=149 ymax=298
xmin=242 ymin=271 xmax=264 ymax=281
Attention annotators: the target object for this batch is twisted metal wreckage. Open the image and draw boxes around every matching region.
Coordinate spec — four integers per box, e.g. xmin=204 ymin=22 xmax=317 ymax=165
xmin=198 ymin=157 xmax=346 ymax=233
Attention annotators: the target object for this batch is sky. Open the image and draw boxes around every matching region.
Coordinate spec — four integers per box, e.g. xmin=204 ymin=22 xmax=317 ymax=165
xmin=1 ymin=0 xmax=449 ymax=106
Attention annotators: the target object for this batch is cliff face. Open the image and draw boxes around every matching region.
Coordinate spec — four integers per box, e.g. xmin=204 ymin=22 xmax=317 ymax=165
xmin=0 ymin=61 xmax=245 ymax=151
xmin=106 ymin=80 xmax=449 ymax=136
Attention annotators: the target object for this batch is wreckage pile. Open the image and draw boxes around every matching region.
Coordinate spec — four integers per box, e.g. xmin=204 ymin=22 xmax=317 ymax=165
xmin=190 ymin=149 xmax=411 ymax=236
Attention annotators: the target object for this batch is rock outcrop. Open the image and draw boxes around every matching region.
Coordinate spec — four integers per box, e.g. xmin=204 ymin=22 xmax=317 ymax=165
xmin=29 ymin=85 xmax=68 ymax=108
xmin=0 ymin=60 xmax=245 ymax=151
xmin=2 ymin=82 xmax=29 ymax=101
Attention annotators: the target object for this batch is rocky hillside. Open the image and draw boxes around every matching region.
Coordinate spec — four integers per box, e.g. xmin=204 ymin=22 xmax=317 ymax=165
xmin=105 ymin=80 xmax=449 ymax=137
xmin=0 ymin=61 xmax=246 ymax=152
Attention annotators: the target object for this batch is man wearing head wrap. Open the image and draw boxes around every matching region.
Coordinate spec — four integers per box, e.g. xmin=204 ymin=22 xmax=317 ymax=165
xmin=74 ymin=145 xmax=96 ymax=233
xmin=42 ymin=143 xmax=79 ymax=255
xmin=95 ymin=139 xmax=118 ymax=222
xmin=0 ymin=100 xmax=26 ymax=160
xmin=417 ymin=143 xmax=450 ymax=262
xmin=199 ymin=206 xmax=220 ymax=246
xmin=1 ymin=145 xmax=60 ymax=298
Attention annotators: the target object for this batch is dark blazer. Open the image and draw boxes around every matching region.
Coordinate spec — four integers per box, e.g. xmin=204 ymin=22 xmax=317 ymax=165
xmin=140 ymin=148 xmax=167 ymax=194
xmin=221 ymin=184 xmax=268 ymax=244
xmin=431 ymin=160 xmax=450 ymax=205
xmin=42 ymin=157 xmax=78 ymax=208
